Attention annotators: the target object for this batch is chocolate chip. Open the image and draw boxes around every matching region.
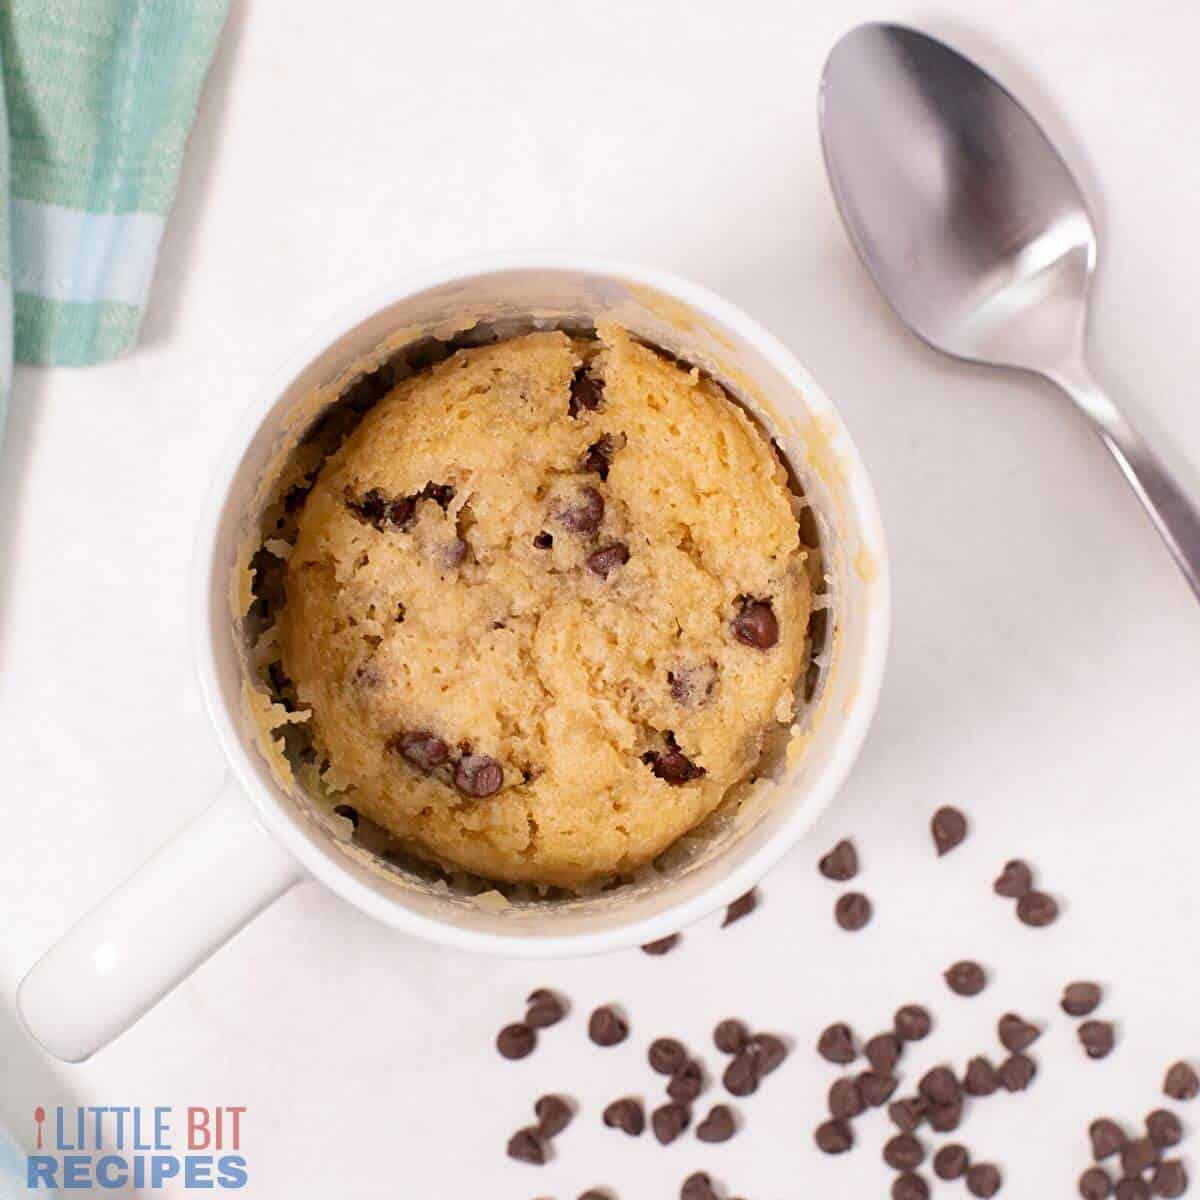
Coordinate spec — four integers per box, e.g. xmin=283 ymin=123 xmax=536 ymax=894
xmin=681 ymin=1172 xmax=716 ymax=1200
xmin=569 ymin=369 xmax=604 ymax=416
xmin=715 ymin=1019 xmax=749 ymax=1055
xmin=1147 ymin=1109 xmax=1183 ymax=1149
xmin=945 ymin=960 xmax=987 ymax=996
xmin=557 ymin=486 xmax=605 ymax=534
xmin=333 ymin=803 xmax=359 ymax=827
xmin=525 ymin=988 xmax=565 ymax=1028
xmin=815 ymin=1119 xmax=854 ymax=1154
xmin=534 ymin=1095 xmax=573 ymax=1138
xmin=1080 ymin=1020 xmax=1116 ymax=1060
xmin=1079 ymin=1167 xmax=1113 ymax=1200
xmin=866 ymin=1032 xmax=902 ymax=1075
xmin=748 ymin=1033 xmax=787 ymax=1075
xmin=497 ymin=1022 xmax=535 ymax=1059
xmin=1117 ymin=1180 xmax=1150 ymax=1200
xmin=966 ymin=1163 xmax=1003 ymax=1197
xmin=893 ymin=1173 xmax=930 ymax=1200
xmin=998 ymin=1053 xmax=1036 ymax=1092
xmin=859 ymin=1071 xmax=899 ymax=1107
xmin=932 ymin=806 xmax=968 ymax=855
xmin=819 ymin=1022 xmax=858 ymax=1064
xmin=998 ymin=1013 xmax=1041 ymax=1053
xmin=1017 ymin=890 xmax=1059 ymax=927
xmin=929 ymin=1099 xmax=964 ymax=1133
xmin=645 ymin=740 xmax=706 ymax=785
xmin=1165 ymin=1062 xmax=1200 ymax=1101
xmin=895 ymin=1005 xmax=932 ymax=1041
xmin=588 ymin=1006 xmax=628 ymax=1047
xmin=586 ymin=542 xmax=629 ymax=578
xmin=1063 ymin=981 xmax=1103 ymax=1017
xmin=394 ymin=730 xmax=449 ymax=772
xmin=533 ymin=530 xmax=553 ymax=549
xmin=1122 ymin=1137 xmax=1160 ymax=1176
xmin=829 ymin=1078 xmax=865 ymax=1120
xmin=935 ymin=1144 xmax=970 ymax=1181
xmin=819 ymin=838 xmax=859 ymax=881
xmin=919 ymin=1066 xmax=961 ymax=1106
xmin=696 ymin=1104 xmax=736 ymax=1143
xmin=603 ymin=1098 xmax=644 ymax=1136
xmin=649 ymin=1039 xmax=689 ymax=1076
xmin=884 ymin=1133 xmax=925 ymax=1170
xmin=454 ymin=753 xmax=503 ymax=797
xmin=964 ymin=1055 xmax=1000 ymax=1097
xmin=642 ymin=934 xmax=681 ymax=956
xmin=347 ymin=488 xmax=387 ymax=525
xmin=1091 ymin=1119 xmax=1128 ymax=1160
xmin=732 ymin=597 xmax=779 ymax=649
xmin=994 ymin=859 xmax=1034 ymax=898
xmin=889 ymin=1097 xmax=929 ymax=1133
xmin=388 ymin=495 xmax=417 ymax=527
xmin=723 ymin=1051 xmax=759 ymax=1097
xmin=651 ymin=1102 xmax=690 ymax=1145
xmin=667 ymin=1061 xmax=703 ymax=1104
xmin=581 ymin=434 xmax=616 ymax=480
xmin=1153 ymin=1160 xmax=1189 ymax=1198
xmin=722 ymin=889 xmax=758 ymax=926
xmin=835 ymin=891 xmax=872 ymax=931
xmin=506 ymin=1127 xmax=545 ymax=1164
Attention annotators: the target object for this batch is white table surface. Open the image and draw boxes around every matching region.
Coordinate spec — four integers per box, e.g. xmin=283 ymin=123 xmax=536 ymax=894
xmin=2 ymin=2 xmax=1199 ymax=1196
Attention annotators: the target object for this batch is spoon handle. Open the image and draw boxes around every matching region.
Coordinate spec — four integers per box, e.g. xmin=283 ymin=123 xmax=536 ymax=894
xmin=1050 ymin=358 xmax=1200 ymax=603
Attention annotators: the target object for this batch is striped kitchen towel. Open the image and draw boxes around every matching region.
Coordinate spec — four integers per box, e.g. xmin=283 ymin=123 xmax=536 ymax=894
xmin=0 ymin=0 xmax=229 ymax=412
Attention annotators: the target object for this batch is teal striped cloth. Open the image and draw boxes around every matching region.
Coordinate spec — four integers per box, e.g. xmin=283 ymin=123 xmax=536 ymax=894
xmin=0 ymin=0 xmax=229 ymax=422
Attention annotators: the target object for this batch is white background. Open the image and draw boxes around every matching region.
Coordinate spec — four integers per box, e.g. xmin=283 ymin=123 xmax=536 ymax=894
xmin=2 ymin=1 xmax=1199 ymax=1197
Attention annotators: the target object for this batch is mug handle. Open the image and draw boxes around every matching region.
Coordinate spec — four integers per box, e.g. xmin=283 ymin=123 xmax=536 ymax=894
xmin=17 ymin=776 xmax=304 ymax=1062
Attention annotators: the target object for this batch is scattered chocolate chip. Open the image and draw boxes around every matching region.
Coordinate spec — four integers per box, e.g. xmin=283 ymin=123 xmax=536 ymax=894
xmin=893 ymin=1173 xmax=930 ymax=1200
xmin=1091 ymin=1119 xmax=1128 ymax=1160
xmin=588 ymin=1006 xmax=628 ymax=1047
xmin=815 ymin=1118 xmax=854 ymax=1154
xmin=642 ymin=933 xmax=681 ymax=956
xmin=533 ymin=530 xmax=554 ymax=549
xmin=680 ymin=1171 xmax=717 ymax=1200
xmin=581 ymin=434 xmax=616 ymax=480
xmin=859 ymin=1071 xmax=899 ymax=1107
xmin=715 ymin=1019 xmax=749 ymax=1055
xmin=1153 ymin=1160 xmax=1189 ymax=1198
xmin=1079 ymin=1167 xmax=1113 ymax=1200
xmin=388 ymin=495 xmax=416 ymax=527
xmin=819 ymin=839 xmax=859 ymax=881
xmin=696 ymin=1104 xmax=736 ymax=1143
xmin=919 ymin=1066 xmax=961 ymax=1107
xmin=998 ymin=1013 xmax=1041 ymax=1053
xmin=1017 ymin=890 xmax=1059 ymax=927
xmin=994 ymin=859 xmax=1034 ymax=898
xmin=1080 ymin=1020 xmax=1116 ymax=1060
xmin=829 ymin=1078 xmax=865 ymax=1120
xmin=819 ymin=1022 xmax=858 ymax=1064
xmin=569 ymin=370 xmax=604 ymax=416
xmin=333 ymin=803 xmax=359 ymax=827
xmin=1165 ymin=1062 xmax=1200 ymax=1101
xmin=525 ymin=989 xmax=565 ymax=1028
xmin=506 ymin=1127 xmax=545 ymax=1164
xmin=935 ymin=1144 xmax=970 ymax=1181
xmin=346 ymin=488 xmax=388 ymax=525
xmin=1147 ymin=1109 xmax=1183 ymax=1149
xmin=865 ymin=1032 xmax=902 ymax=1075
xmin=929 ymin=1100 xmax=964 ymax=1133
xmin=889 ymin=1097 xmax=929 ymax=1133
xmin=749 ymin=1033 xmax=787 ymax=1075
xmin=1116 ymin=1179 xmax=1150 ymax=1200
xmin=557 ymin=486 xmax=605 ymax=534
xmin=1063 ymin=981 xmax=1103 ymax=1017
xmin=649 ymin=1039 xmax=689 ymax=1076
xmin=723 ymin=1051 xmax=759 ymax=1097
xmin=884 ymin=1133 xmax=925 ymax=1170
xmin=454 ymin=753 xmax=504 ymax=797
xmin=534 ymin=1095 xmax=573 ymax=1138
xmin=895 ymin=1005 xmax=933 ymax=1041
xmin=497 ymin=1022 xmax=535 ymax=1060
xmin=998 ymin=1053 xmax=1036 ymax=1092
xmin=421 ymin=482 xmax=455 ymax=510
xmin=394 ymin=730 xmax=449 ymax=772
xmin=966 ymin=1163 xmax=1003 ymax=1197
xmin=586 ymin=542 xmax=629 ymax=578
xmin=645 ymin=739 xmax=706 ymax=785
xmin=651 ymin=1102 xmax=690 ymax=1145
xmin=732 ymin=597 xmax=779 ymax=649
xmin=667 ymin=1061 xmax=703 ymax=1104
xmin=964 ymin=1055 xmax=1000 ymax=1097
xmin=835 ymin=891 xmax=872 ymax=931
xmin=603 ymin=1098 xmax=644 ymax=1136
xmin=945 ymin=960 xmax=987 ymax=996
xmin=932 ymin=806 xmax=968 ymax=855
xmin=722 ymin=889 xmax=758 ymax=927
xmin=1123 ymin=1137 xmax=1160 ymax=1176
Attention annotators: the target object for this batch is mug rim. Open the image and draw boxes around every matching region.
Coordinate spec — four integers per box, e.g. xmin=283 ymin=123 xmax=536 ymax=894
xmin=192 ymin=251 xmax=891 ymax=958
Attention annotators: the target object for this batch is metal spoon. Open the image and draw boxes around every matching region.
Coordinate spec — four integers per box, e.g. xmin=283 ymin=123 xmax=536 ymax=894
xmin=820 ymin=22 xmax=1200 ymax=601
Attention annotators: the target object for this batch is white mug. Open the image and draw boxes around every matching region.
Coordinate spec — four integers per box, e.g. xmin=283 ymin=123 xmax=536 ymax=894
xmin=17 ymin=254 xmax=889 ymax=1063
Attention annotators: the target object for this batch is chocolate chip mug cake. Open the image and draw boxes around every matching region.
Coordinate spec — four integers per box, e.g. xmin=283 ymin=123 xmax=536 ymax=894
xmin=259 ymin=324 xmax=815 ymax=888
